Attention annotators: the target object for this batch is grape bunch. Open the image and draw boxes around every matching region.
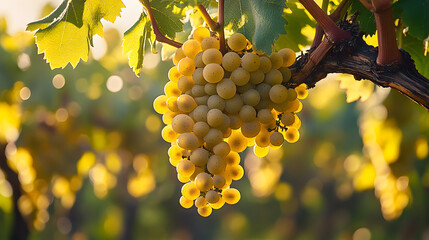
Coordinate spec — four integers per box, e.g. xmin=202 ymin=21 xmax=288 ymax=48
xmin=153 ymin=27 xmax=308 ymax=217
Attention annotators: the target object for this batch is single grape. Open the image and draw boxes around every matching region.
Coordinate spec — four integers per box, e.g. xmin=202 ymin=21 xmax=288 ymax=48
xmin=207 ymin=108 xmax=224 ymax=128
xmin=207 ymin=155 xmax=227 ymax=175
xmin=231 ymin=67 xmax=250 ymax=86
xmin=270 ymin=131 xmax=284 ymax=146
xmin=227 ymin=130 xmax=248 ymax=153
xmin=179 ymin=196 xmax=193 ymax=208
xmin=270 ymin=52 xmax=284 ymax=69
xmin=182 ymin=39 xmax=202 ymax=59
xmin=195 ymin=196 xmax=208 ymax=208
xmin=190 ymin=148 xmax=209 ymax=167
xmin=227 ymin=33 xmax=247 ymax=52
xmin=161 ymin=125 xmax=178 ymax=143
xmin=241 ymin=120 xmax=261 ymax=138
xmin=197 ymin=205 xmax=212 ymax=217
xmin=222 ymin=52 xmax=241 ymax=72
xmin=222 ymin=188 xmax=241 ymax=204
xmin=195 ymin=172 xmax=213 ymax=191
xmin=207 ymin=95 xmax=226 ymax=111
xmin=241 ymin=52 xmax=260 ymax=72
xmin=177 ymin=94 xmax=197 ymax=113
xmin=177 ymin=132 xmax=200 ymax=150
xmin=285 ymin=127 xmax=300 ymax=143
xmin=257 ymin=109 xmax=275 ymax=124
xmin=259 ymin=56 xmax=272 ymax=73
xmin=201 ymin=37 xmax=220 ymax=51
xmin=281 ymin=112 xmax=295 ymax=126
xmin=278 ymin=48 xmax=296 ymax=67
xmin=269 ymin=84 xmax=288 ymax=103
xmin=249 ymin=69 xmax=265 ymax=85
xmin=216 ymin=78 xmax=237 ymax=100
xmin=213 ymin=141 xmax=231 ymax=158
xmin=212 ymin=175 xmax=226 ymax=189
xmin=242 ymin=89 xmax=260 ymax=106
xmin=193 ymin=121 xmax=210 ymax=138
xmin=193 ymin=27 xmax=210 ymax=42
xmin=172 ymin=114 xmax=194 ymax=133
xmin=178 ymin=57 xmax=196 ymax=76
xmin=264 ymin=69 xmax=283 ymax=85
xmin=203 ymin=128 xmax=224 ymax=149
xmin=202 ymin=48 xmax=223 ymax=65
xmin=239 ymin=105 xmax=257 ymax=122
xmin=177 ymin=76 xmax=194 ymax=92
xmin=153 ymin=95 xmax=169 ymax=114
xmin=191 ymin=105 xmax=209 ymax=122
xmin=168 ymin=66 xmax=181 ymax=83
xmin=203 ymin=63 xmax=224 ymax=83
xmin=224 ymin=95 xmax=243 ymax=114
xmin=205 ymin=190 xmax=221 ymax=203
xmin=181 ymin=182 xmax=200 ymax=200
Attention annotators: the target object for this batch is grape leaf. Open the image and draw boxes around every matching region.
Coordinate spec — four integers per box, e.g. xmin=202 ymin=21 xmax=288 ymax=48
xmin=338 ymin=74 xmax=374 ymax=103
xmin=123 ymin=13 xmax=155 ymax=76
xmin=394 ymin=0 xmax=429 ymax=41
xmin=274 ymin=1 xmax=314 ymax=52
xmin=401 ymin=34 xmax=429 ymax=78
xmin=27 ymin=0 xmax=124 ymax=69
xmin=149 ymin=1 xmax=184 ymax=39
xmin=224 ymin=0 xmax=287 ymax=54
xmin=26 ymin=0 xmax=69 ymax=31
xmin=350 ymin=0 xmax=376 ymax=36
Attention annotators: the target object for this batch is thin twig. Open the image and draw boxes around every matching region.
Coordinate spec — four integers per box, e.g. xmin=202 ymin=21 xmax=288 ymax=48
xmin=197 ymin=4 xmax=219 ymax=31
xmin=142 ymin=0 xmax=182 ymax=48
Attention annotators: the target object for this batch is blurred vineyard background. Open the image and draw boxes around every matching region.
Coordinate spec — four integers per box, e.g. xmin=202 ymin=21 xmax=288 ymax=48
xmin=1 ymin=1 xmax=429 ymax=240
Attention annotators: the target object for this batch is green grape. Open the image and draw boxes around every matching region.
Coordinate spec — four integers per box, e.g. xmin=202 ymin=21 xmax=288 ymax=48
xmin=207 ymin=108 xmax=224 ymax=128
xmin=204 ymin=83 xmax=217 ymax=96
xmin=222 ymin=188 xmax=241 ymax=204
xmin=295 ymin=84 xmax=309 ymax=99
xmin=228 ymin=114 xmax=242 ymax=130
xmin=207 ymin=95 xmax=226 ymax=111
xmin=285 ymin=127 xmax=300 ymax=143
xmin=257 ymin=109 xmax=275 ymax=124
xmin=179 ymin=196 xmax=193 ymax=208
xmin=278 ymin=48 xmax=296 ymax=67
xmin=177 ymin=132 xmax=200 ymax=150
xmin=181 ymin=182 xmax=200 ymax=200
xmin=161 ymin=125 xmax=178 ymax=143
xmin=242 ymin=89 xmax=261 ymax=106
xmin=203 ymin=63 xmax=224 ymax=83
xmin=281 ymin=112 xmax=295 ymax=126
xmin=225 ymin=151 xmax=240 ymax=165
xmin=195 ymin=172 xmax=213 ymax=191
xmin=209 ymin=197 xmax=225 ymax=209
xmin=256 ymin=83 xmax=271 ymax=100
xmin=164 ymin=81 xmax=181 ymax=97
xmin=193 ymin=121 xmax=210 ymax=138
xmin=176 ymin=159 xmax=196 ymax=178
xmin=194 ymin=52 xmax=205 ymax=68
xmin=203 ymin=128 xmax=224 ymax=149
xmin=177 ymin=76 xmax=194 ymax=93
xmin=227 ymin=130 xmax=248 ymax=153
xmin=167 ymin=96 xmax=179 ymax=113
xmin=190 ymin=148 xmax=209 ymax=167
xmin=212 ymin=175 xmax=226 ymax=189
xmin=191 ymin=105 xmax=209 ymax=122
xmin=249 ymin=69 xmax=265 ymax=85
xmin=259 ymin=56 xmax=272 ymax=73
xmin=264 ymin=69 xmax=283 ymax=85
xmin=270 ymin=131 xmax=284 ymax=146
xmin=197 ymin=205 xmax=212 ymax=217
xmin=168 ymin=66 xmax=181 ymax=83
xmin=153 ymin=95 xmax=169 ymax=114
xmin=241 ymin=120 xmax=261 ymax=138
xmin=255 ymin=129 xmax=271 ymax=147
xmin=173 ymin=48 xmax=186 ymax=66
xmin=239 ymin=105 xmax=257 ymax=122
xmin=177 ymin=94 xmax=197 ymax=113
xmin=227 ymin=33 xmax=247 ymax=52
xmin=213 ymin=141 xmax=230 ymax=158
xmin=172 ymin=114 xmax=194 ymax=133
xmin=222 ymin=52 xmax=241 ymax=72
xmin=241 ymin=52 xmax=260 ymax=72
xmin=190 ymin=167 xmax=204 ymax=181
xmin=269 ymin=52 xmax=284 ymax=69
xmin=236 ymin=83 xmax=254 ymax=94
xmin=178 ymin=57 xmax=196 ymax=76
xmin=194 ymin=95 xmax=209 ymax=106
xmin=192 ymin=68 xmax=207 ymax=85
xmin=287 ymin=88 xmax=297 ymax=101
xmin=231 ymin=67 xmax=250 ymax=86
xmin=168 ymin=145 xmax=183 ymax=163
xmin=182 ymin=39 xmax=202 ymax=59
xmin=195 ymin=196 xmax=208 ymax=208
xmin=191 ymin=84 xmax=206 ymax=97
xmin=226 ymin=164 xmax=244 ymax=180
xmin=202 ymin=48 xmax=223 ymax=65
xmin=201 ymin=37 xmax=220 ymax=51
xmin=207 ymin=155 xmax=227 ymax=175
xmin=216 ymin=78 xmax=237 ymax=100
xmin=205 ymin=190 xmax=221 ymax=203
xmin=224 ymin=95 xmax=243 ymax=114
xmin=269 ymin=84 xmax=288 ymax=103
xmin=177 ymin=172 xmax=190 ymax=183
xmin=193 ymin=27 xmax=210 ymax=42
xmin=279 ymin=67 xmax=292 ymax=82
xmin=162 ymin=111 xmax=177 ymax=125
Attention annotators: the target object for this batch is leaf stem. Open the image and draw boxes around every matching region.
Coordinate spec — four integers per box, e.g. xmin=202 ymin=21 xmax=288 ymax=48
xmin=141 ymin=0 xmax=182 ymax=48
xmin=197 ymin=5 xmax=219 ymax=31
xmin=299 ymin=0 xmax=350 ymax=44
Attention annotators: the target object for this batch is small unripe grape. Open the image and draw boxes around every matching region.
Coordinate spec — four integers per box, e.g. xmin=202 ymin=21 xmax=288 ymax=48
xmin=204 ymin=83 xmax=218 ymax=96
xmin=205 ymin=190 xmax=221 ymax=203
xmin=203 ymin=63 xmax=224 ymax=83
xmin=212 ymin=175 xmax=226 ymax=189
xmin=216 ymin=78 xmax=236 ymax=100
xmin=177 ymin=76 xmax=194 ymax=92
xmin=164 ymin=81 xmax=181 ymax=97
xmin=195 ymin=196 xmax=208 ymax=208
xmin=161 ymin=125 xmax=178 ymax=143
xmin=226 ymin=165 xmax=244 ymax=180
xmin=181 ymin=182 xmax=200 ymax=200
xmin=194 ymin=51 xmax=205 ymax=68
xmin=173 ymin=48 xmax=186 ymax=66
xmin=207 ymin=155 xmax=227 ymax=175
xmin=278 ymin=48 xmax=296 ymax=67
xmin=177 ymin=94 xmax=197 ymax=112
xmin=179 ymin=196 xmax=193 ymax=208
xmin=227 ymin=33 xmax=247 ymax=52
xmin=182 ymin=39 xmax=202 ymax=59
xmin=193 ymin=121 xmax=210 ymax=138
xmin=285 ymin=127 xmax=300 ymax=143
xmin=153 ymin=95 xmax=169 ymax=114
xmin=239 ymin=105 xmax=257 ymax=122
xmin=224 ymin=95 xmax=243 ymax=114
xmin=204 ymin=128 xmax=224 ymax=148
xmin=259 ymin=56 xmax=272 ymax=73
xmin=172 ymin=114 xmax=194 ymax=133
xmin=270 ymin=52 xmax=284 ymax=69
xmin=177 ymin=132 xmax=200 ymax=150
xmin=192 ymin=68 xmax=206 ymax=85
xmin=207 ymin=95 xmax=226 ymax=111
xmin=231 ymin=67 xmax=250 ymax=86
xmin=168 ymin=66 xmax=181 ymax=82
xmin=193 ymin=27 xmax=210 ymax=42
xmin=257 ymin=109 xmax=275 ymax=124
xmin=265 ymin=69 xmax=283 ymax=85
xmin=269 ymin=84 xmax=288 ymax=103
xmin=241 ymin=52 xmax=260 ymax=72
xmin=227 ymin=130 xmax=248 ymax=153
xmin=249 ymin=69 xmax=265 ymax=85
xmin=213 ymin=141 xmax=231 ymax=158
xmin=270 ymin=131 xmax=284 ymax=146
xmin=202 ymin=48 xmax=223 ymax=65
xmin=279 ymin=67 xmax=292 ymax=82
xmin=281 ymin=112 xmax=295 ymax=126
xmin=191 ymin=105 xmax=209 ymax=122
xmin=228 ymin=114 xmax=242 ymax=129
xmin=197 ymin=205 xmax=212 ymax=217
xmin=207 ymin=108 xmax=224 ymax=128
xmin=190 ymin=148 xmax=209 ymax=167
xmin=178 ymin=57 xmax=196 ymax=76
xmin=201 ymin=37 xmax=220 ymax=51
xmin=177 ymin=160 xmax=195 ymax=178
xmin=222 ymin=188 xmax=241 ymax=204
xmin=195 ymin=172 xmax=213 ymax=191
xmin=241 ymin=120 xmax=261 ymax=138
xmin=209 ymin=197 xmax=225 ymax=209
xmin=242 ymin=89 xmax=260 ymax=106
xmin=222 ymin=52 xmax=241 ymax=72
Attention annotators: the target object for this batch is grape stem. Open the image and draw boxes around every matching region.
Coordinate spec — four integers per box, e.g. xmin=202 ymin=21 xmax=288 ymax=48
xmin=197 ymin=1 xmax=226 ymax=54
xmin=141 ymin=0 xmax=183 ymax=48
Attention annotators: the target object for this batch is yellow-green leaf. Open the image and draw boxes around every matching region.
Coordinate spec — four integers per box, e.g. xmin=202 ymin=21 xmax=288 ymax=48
xmin=28 ymin=0 xmax=124 ymax=69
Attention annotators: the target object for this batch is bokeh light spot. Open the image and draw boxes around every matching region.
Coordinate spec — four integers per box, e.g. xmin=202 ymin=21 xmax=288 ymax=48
xmin=106 ymin=75 xmax=123 ymax=93
xmin=52 ymin=74 xmax=66 ymax=89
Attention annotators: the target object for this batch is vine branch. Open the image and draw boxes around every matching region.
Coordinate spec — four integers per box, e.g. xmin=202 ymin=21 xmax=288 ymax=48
xmin=141 ymin=0 xmax=182 ymax=48
xmin=197 ymin=1 xmax=226 ymax=53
